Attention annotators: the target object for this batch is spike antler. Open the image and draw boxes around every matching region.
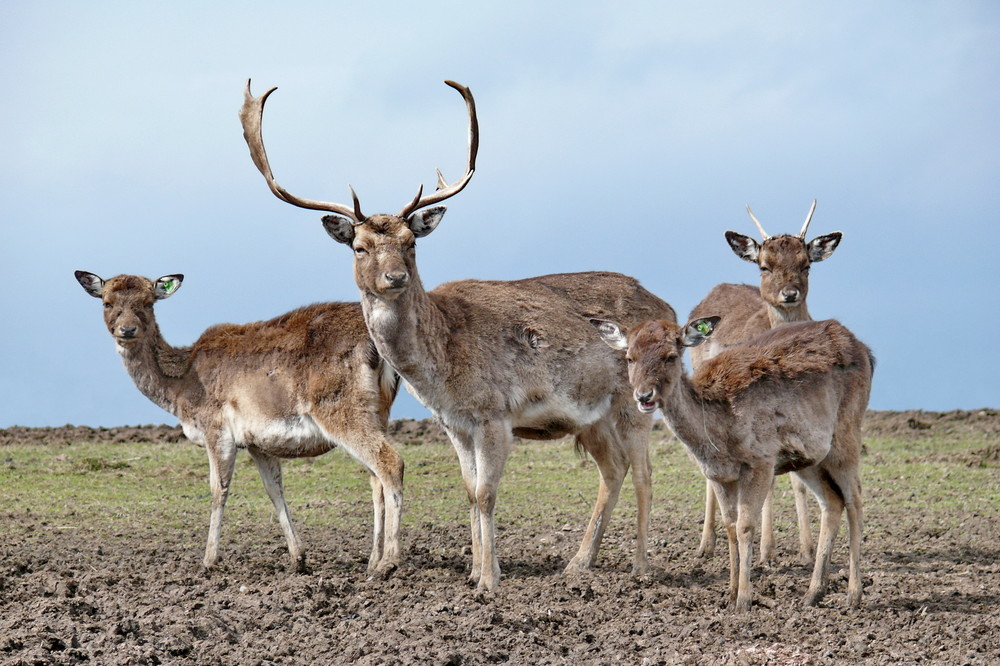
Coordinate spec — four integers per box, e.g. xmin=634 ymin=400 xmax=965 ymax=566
xmin=797 ymin=199 xmax=818 ymax=239
xmin=240 ymin=80 xmax=365 ymax=222
xmin=745 ymin=204 xmax=770 ymax=240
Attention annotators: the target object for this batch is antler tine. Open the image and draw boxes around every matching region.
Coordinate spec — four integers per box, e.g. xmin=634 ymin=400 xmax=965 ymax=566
xmin=240 ymin=79 xmax=362 ymax=222
xmin=398 ymin=80 xmax=479 ymax=217
xmin=797 ymin=199 xmax=818 ymax=239
xmin=745 ymin=204 xmax=770 ymax=240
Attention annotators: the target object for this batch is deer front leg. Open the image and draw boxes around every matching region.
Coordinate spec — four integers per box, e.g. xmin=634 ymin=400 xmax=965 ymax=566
xmin=446 ymin=428 xmax=483 ymax=586
xmin=248 ymin=447 xmax=305 ymax=572
xmin=735 ymin=466 xmax=773 ymax=612
xmin=711 ymin=480 xmax=740 ymax=608
xmin=471 ymin=422 xmax=514 ymax=592
xmin=696 ymin=480 xmax=718 ymax=558
xmin=627 ymin=432 xmax=653 ymax=575
xmin=324 ymin=420 xmax=405 ymax=577
xmin=370 ymin=439 xmax=404 ymax=577
xmin=367 ymin=473 xmax=385 ymax=571
xmin=203 ymin=437 xmax=237 ymax=570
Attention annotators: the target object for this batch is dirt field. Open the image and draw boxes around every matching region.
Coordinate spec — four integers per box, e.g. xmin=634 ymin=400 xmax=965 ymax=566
xmin=1 ymin=410 xmax=998 ymax=665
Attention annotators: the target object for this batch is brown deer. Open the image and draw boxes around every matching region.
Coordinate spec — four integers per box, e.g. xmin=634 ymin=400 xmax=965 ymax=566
xmin=75 ymin=271 xmax=403 ymax=575
xmin=689 ymin=201 xmax=842 ymax=564
xmin=240 ymin=79 xmax=676 ymax=591
xmin=593 ymin=316 xmax=871 ymax=611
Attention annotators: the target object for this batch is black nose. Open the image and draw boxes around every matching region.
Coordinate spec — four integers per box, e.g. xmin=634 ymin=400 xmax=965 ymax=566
xmin=636 ymin=390 xmax=654 ymax=403
xmin=781 ymin=287 xmax=800 ymax=303
xmin=385 ymin=271 xmax=409 ymax=288
xmin=119 ymin=326 xmax=137 ymax=338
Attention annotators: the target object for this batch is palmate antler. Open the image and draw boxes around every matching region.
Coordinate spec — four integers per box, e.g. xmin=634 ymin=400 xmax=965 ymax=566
xmin=744 ymin=199 xmax=818 ymax=240
xmin=240 ymin=79 xmax=478 ymax=225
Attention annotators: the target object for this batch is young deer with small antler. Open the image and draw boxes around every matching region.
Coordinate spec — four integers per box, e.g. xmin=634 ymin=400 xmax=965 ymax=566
xmin=75 ymin=272 xmax=403 ymax=575
xmin=594 ymin=316 xmax=871 ymax=611
xmin=689 ymin=201 xmax=843 ymax=564
xmin=240 ymin=79 xmax=676 ymax=591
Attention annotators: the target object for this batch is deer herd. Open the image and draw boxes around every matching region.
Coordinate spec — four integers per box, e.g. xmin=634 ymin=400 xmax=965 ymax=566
xmin=75 ymin=79 xmax=873 ymax=612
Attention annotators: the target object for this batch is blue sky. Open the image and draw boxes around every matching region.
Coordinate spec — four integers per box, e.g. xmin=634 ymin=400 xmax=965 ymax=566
xmin=1 ymin=1 xmax=997 ymax=427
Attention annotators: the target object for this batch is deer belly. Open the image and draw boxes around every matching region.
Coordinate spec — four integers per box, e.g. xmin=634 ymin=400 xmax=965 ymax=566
xmin=224 ymin=407 xmax=333 ymax=457
xmin=511 ymin=395 xmax=611 ymax=440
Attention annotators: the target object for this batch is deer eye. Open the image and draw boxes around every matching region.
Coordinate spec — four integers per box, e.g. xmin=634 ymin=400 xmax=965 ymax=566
xmin=103 ymin=302 xmax=112 ymax=310
xmin=354 ymin=246 xmax=369 ymax=256
xmin=760 ymin=266 xmax=771 ymax=274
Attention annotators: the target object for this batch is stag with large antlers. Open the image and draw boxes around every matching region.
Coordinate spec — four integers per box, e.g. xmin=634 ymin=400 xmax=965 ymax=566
xmin=241 ymin=79 xmax=676 ymax=591
xmin=594 ymin=316 xmax=871 ymax=611
xmin=75 ymin=271 xmax=403 ymax=575
xmin=689 ymin=201 xmax=843 ymax=564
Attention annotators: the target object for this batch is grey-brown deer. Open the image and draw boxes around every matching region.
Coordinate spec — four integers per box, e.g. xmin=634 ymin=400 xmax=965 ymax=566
xmin=689 ymin=201 xmax=842 ymax=564
xmin=75 ymin=271 xmax=403 ymax=575
xmin=240 ymin=79 xmax=676 ymax=591
xmin=594 ymin=316 xmax=871 ymax=611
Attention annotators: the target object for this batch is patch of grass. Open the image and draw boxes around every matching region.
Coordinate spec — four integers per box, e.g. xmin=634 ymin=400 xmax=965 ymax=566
xmin=1 ymin=427 xmax=996 ymax=562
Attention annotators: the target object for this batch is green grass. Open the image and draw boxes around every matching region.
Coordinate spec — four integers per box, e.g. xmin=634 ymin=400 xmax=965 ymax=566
xmin=1 ymin=428 xmax=996 ymax=552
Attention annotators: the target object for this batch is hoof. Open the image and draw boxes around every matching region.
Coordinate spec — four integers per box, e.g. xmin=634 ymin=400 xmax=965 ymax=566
xmin=369 ymin=561 xmax=398 ymax=580
xmin=803 ymin=587 xmax=825 ymax=607
xmin=563 ymin=559 xmax=590 ymax=575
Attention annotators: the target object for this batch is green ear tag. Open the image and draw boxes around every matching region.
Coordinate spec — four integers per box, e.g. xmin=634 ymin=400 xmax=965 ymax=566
xmin=162 ymin=279 xmax=176 ymax=294
xmin=696 ymin=321 xmax=711 ymax=336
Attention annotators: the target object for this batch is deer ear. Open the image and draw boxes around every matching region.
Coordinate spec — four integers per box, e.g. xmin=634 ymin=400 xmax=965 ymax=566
xmin=407 ymin=206 xmax=446 ymax=238
xmin=322 ymin=214 xmax=356 ymax=245
xmin=75 ymin=271 xmax=105 ymax=298
xmin=725 ymin=231 xmax=760 ymax=263
xmin=154 ymin=274 xmax=183 ymax=299
xmin=681 ymin=316 xmax=720 ymax=347
xmin=807 ymin=232 xmax=842 ymax=263
xmin=590 ymin=318 xmax=629 ymax=351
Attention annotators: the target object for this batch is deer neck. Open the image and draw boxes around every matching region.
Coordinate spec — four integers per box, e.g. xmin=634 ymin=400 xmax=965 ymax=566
xmin=657 ymin=374 xmax=731 ymax=464
xmin=359 ymin=272 xmax=448 ymax=391
xmin=767 ymin=301 xmax=812 ymax=327
xmin=116 ymin=323 xmax=193 ymax=416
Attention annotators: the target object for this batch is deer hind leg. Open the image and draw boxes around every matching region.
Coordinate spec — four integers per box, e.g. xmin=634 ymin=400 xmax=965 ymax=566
xmin=790 ymin=472 xmax=815 ymax=564
xmin=758 ymin=477 xmax=776 ymax=565
xmin=203 ymin=436 xmax=237 ymax=570
xmin=696 ymin=480 xmax=718 ymax=558
xmin=830 ymin=461 xmax=863 ymax=608
xmin=796 ymin=466 xmax=845 ymax=607
xmin=565 ymin=422 xmax=628 ymax=573
xmin=247 ymin=447 xmax=305 ymax=572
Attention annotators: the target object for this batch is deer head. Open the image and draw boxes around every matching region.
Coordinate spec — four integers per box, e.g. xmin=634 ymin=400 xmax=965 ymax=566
xmin=724 ymin=201 xmax=841 ymax=312
xmin=240 ymin=79 xmax=478 ymax=300
xmin=75 ymin=271 xmax=182 ymax=345
xmin=592 ymin=317 xmax=720 ymax=413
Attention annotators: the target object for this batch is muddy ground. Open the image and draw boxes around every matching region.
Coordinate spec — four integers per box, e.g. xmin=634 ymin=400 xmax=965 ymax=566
xmin=1 ymin=410 xmax=998 ymax=665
